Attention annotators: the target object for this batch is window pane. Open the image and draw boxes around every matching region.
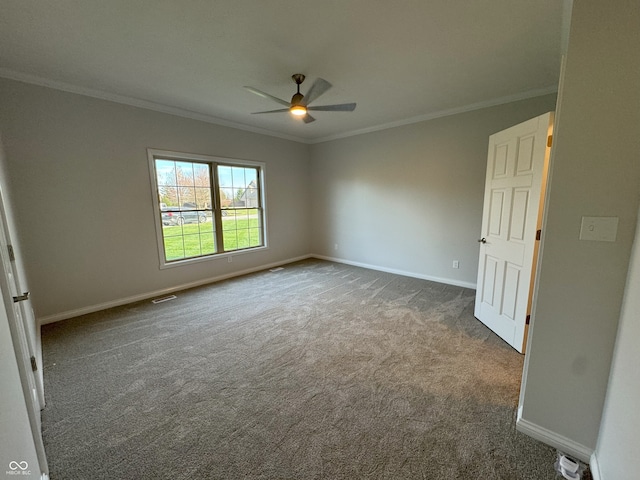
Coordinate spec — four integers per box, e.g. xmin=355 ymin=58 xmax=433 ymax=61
xmin=232 ymin=188 xmax=242 ymax=207
xmin=220 ymin=188 xmax=234 ymax=209
xmin=236 ymin=209 xmax=248 ymax=222
xmin=164 ymin=235 xmax=185 ymax=261
xmin=223 ymin=230 xmax=238 ymax=251
xmin=248 ymin=211 xmax=261 ymax=228
xmin=219 ymin=189 xmax=230 ymax=209
xmin=222 ymin=216 xmax=237 ymax=231
xmin=216 ymin=165 xmax=259 ymax=211
xmin=244 ymin=168 xmax=257 ymax=186
xmin=244 ymin=187 xmax=259 ymax=208
xmin=194 ymin=187 xmax=211 ymax=208
xmin=156 ymin=160 xmax=176 ymax=187
xmin=157 ymin=161 xmax=179 ymax=207
xmin=175 ymin=162 xmax=195 ymax=187
xmin=199 ymin=230 xmax=216 ymax=254
xmin=221 ymin=208 xmax=263 ymax=252
xmin=218 ymin=165 xmax=232 ymax=188
xmin=192 ymin=163 xmax=209 ymax=185
xmin=237 ymin=231 xmax=250 ymax=250
xmin=177 ymin=192 xmax=193 ymax=209
xmin=231 ymin=167 xmax=246 ymax=188
xmin=252 ymin=228 xmax=262 ymax=245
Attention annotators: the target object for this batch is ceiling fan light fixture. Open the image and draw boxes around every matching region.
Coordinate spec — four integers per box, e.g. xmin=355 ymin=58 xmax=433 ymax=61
xmin=290 ymin=105 xmax=307 ymax=116
xmin=246 ymin=74 xmax=355 ymax=124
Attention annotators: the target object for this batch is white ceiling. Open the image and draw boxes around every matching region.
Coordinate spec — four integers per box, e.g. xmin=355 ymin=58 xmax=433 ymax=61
xmin=0 ymin=0 xmax=565 ymax=143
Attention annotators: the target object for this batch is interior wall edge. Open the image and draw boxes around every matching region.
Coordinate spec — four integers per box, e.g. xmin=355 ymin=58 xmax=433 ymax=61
xmin=515 ymin=413 xmax=592 ymax=463
xmin=589 ymin=452 xmax=602 ymax=480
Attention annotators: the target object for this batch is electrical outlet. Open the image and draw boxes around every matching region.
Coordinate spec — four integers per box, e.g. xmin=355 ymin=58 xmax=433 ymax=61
xmin=228 ymin=256 xmax=233 ymax=263
xmin=452 ymin=260 xmax=459 ymax=269
xmin=334 ymin=243 xmax=339 ymax=251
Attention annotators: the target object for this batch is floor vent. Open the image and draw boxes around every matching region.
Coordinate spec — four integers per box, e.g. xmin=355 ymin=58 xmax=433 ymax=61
xmin=269 ymin=267 xmax=284 ymax=272
xmin=152 ymin=295 xmax=177 ymax=304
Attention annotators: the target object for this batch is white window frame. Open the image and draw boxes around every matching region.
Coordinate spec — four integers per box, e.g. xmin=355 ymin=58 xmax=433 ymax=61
xmin=147 ymin=148 xmax=268 ymax=269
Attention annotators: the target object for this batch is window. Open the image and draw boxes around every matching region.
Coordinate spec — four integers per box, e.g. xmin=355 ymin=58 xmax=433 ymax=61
xmin=148 ymin=149 xmax=266 ymax=267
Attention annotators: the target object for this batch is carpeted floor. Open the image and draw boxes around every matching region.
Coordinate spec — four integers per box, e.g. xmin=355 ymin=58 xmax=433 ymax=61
xmin=41 ymin=259 xmax=568 ymax=479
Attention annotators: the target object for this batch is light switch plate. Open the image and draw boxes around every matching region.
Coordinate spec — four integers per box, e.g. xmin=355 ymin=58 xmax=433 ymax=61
xmin=579 ymin=216 xmax=619 ymax=242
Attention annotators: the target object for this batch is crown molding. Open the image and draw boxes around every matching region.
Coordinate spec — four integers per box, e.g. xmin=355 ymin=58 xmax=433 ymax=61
xmin=0 ymin=68 xmax=307 ymax=144
xmin=308 ymin=85 xmax=559 ymax=144
xmin=0 ymin=68 xmax=557 ymax=146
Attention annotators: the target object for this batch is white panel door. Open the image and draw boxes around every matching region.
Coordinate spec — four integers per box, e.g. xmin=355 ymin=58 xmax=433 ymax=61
xmin=0 ymin=186 xmax=48 ymax=474
xmin=475 ymin=112 xmax=553 ymax=353
xmin=0 ymin=190 xmax=44 ymax=408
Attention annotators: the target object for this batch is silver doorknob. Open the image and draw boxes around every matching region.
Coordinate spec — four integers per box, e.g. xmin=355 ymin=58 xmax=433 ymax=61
xmin=477 ymin=238 xmax=487 ymax=244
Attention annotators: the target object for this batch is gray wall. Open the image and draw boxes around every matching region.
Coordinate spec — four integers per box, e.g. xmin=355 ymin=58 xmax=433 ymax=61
xmin=594 ymin=207 xmax=640 ymax=479
xmin=519 ymin=0 xmax=640 ymax=458
xmin=0 ymin=77 xmax=557 ymax=320
xmin=309 ymin=95 xmax=557 ymax=287
xmin=0 ymin=79 xmax=311 ymax=320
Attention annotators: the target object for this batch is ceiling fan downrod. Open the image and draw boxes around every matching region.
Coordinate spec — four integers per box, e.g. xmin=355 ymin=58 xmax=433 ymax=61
xmin=291 ymin=74 xmax=306 ymax=106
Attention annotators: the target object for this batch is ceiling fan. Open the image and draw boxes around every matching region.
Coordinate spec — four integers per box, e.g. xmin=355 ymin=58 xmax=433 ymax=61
xmin=244 ymin=74 xmax=356 ymax=124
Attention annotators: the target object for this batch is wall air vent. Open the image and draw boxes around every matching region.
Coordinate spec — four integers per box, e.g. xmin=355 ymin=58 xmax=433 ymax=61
xmin=151 ymin=295 xmax=177 ymax=304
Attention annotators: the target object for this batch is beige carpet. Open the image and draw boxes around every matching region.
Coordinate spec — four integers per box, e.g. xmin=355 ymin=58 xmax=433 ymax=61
xmin=41 ymin=259 xmax=566 ymax=479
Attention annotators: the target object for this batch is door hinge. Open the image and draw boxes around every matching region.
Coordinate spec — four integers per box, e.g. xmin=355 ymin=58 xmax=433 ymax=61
xmin=30 ymin=356 xmax=37 ymax=372
xmin=536 ymin=229 xmax=542 ymax=241
xmin=547 ymin=135 xmax=553 ymax=148
xmin=526 ymin=315 xmax=531 ymax=325
xmin=13 ymin=291 xmax=30 ymax=303
xmin=7 ymin=244 xmax=15 ymax=262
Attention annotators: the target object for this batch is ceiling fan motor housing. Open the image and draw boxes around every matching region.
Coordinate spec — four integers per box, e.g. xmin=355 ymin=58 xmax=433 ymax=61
xmin=291 ymin=92 xmax=304 ymax=106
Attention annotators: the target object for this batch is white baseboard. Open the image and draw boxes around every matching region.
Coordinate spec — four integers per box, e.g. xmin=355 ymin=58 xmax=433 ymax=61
xmin=311 ymin=254 xmax=477 ymax=290
xmin=38 ymin=254 xmax=476 ymax=325
xmin=590 ymin=452 xmax=602 ymax=480
xmin=516 ymin=408 xmax=593 ymax=463
xmin=38 ymin=254 xmax=312 ymax=325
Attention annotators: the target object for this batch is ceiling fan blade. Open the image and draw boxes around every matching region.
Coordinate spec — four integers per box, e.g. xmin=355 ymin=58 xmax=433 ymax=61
xmin=302 ymin=78 xmax=332 ymax=106
xmin=308 ymin=103 xmax=357 ymax=112
xmin=303 ymin=113 xmax=316 ymax=124
xmin=251 ymin=108 xmax=290 ymax=114
xmin=244 ymin=86 xmax=290 ymax=107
